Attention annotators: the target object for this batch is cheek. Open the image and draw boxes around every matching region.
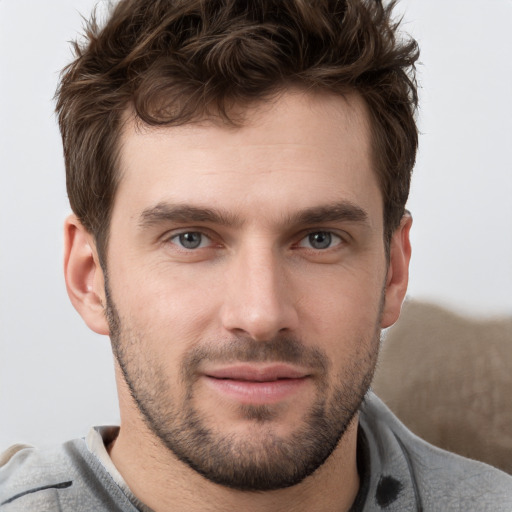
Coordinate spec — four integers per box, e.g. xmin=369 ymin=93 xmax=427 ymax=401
xmin=110 ymin=261 xmax=222 ymax=349
xmin=296 ymin=264 xmax=384 ymax=351
xmin=300 ymin=257 xmax=385 ymax=312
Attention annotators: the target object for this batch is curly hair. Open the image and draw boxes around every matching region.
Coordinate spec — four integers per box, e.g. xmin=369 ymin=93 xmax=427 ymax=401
xmin=56 ymin=0 xmax=419 ymax=263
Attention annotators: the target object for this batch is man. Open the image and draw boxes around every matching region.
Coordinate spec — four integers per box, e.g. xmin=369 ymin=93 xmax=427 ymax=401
xmin=1 ymin=0 xmax=511 ymax=510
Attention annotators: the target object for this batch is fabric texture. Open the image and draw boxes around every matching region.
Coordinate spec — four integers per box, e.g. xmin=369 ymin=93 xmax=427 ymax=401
xmin=372 ymin=300 xmax=512 ymax=474
xmin=1 ymin=393 xmax=511 ymax=511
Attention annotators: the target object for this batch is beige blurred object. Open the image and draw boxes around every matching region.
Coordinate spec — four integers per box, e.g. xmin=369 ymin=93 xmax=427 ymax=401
xmin=372 ymin=299 xmax=512 ymax=474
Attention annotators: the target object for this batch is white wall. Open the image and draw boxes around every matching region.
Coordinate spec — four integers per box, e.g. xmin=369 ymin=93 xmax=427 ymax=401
xmin=397 ymin=0 xmax=512 ymax=315
xmin=1 ymin=0 xmax=511 ymax=449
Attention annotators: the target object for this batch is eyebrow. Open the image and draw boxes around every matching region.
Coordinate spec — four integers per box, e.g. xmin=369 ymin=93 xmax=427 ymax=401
xmin=138 ymin=201 xmax=369 ymax=230
xmin=139 ymin=203 xmax=243 ymax=229
xmin=287 ymin=202 xmax=369 ymax=226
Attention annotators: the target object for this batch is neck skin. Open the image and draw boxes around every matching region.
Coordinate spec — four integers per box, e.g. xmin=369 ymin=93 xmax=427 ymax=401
xmin=109 ymin=364 xmax=360 ymax=512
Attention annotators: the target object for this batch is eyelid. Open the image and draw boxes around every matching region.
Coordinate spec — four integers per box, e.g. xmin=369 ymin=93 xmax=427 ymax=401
xmin=159 ymin=227 xmax=349 ymax=251
xmin=162 ymin=228 xmax=218 ymax=249
xmin=295 ymin=229 xmax=348 ymax=247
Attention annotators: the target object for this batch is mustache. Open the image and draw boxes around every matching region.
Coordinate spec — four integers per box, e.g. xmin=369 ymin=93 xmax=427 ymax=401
xmin=181 ymin=334 xmax=329 ymax=378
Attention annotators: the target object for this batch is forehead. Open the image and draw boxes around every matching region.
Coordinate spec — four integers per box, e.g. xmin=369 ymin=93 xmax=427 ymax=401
xmin=115 ymin=89 xmax=382 ymax=228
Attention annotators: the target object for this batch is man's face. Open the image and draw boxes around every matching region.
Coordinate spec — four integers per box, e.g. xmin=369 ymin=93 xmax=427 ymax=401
xmin=104 ymin=90 xmax=391 ymax=490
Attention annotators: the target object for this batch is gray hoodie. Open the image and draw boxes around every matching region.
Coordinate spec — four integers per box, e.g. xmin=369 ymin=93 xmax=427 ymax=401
xmin=1 ymin=393 xmax=511 ymax=511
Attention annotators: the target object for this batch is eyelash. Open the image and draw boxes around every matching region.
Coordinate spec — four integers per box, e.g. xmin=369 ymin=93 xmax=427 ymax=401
xmin=164 ymin=229 xmax=346 ymax=252
xmin=166 ymin=231 xmax=215 ymax=250
xmin=296 ymin=231 xmax=344 ymax=251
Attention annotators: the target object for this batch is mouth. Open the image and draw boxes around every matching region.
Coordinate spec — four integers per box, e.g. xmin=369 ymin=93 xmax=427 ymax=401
xmin=203 ymin=364 xmax=311 ymax=405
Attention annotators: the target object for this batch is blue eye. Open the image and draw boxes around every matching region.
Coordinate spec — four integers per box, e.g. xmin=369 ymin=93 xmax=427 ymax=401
xmin=171 ymin=232 xmax=209 ymax=249
xmin=299 ymin=231 xmax=342 ymax=250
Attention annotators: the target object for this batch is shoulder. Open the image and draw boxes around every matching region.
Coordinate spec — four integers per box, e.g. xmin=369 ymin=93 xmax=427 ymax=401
xmin=0 ymin=441 xmax=77 ymax=510
xmin=0 ymin=438 xmax=132 ymax=511
xmin=361 ymin=393 xmax=512 ymax=510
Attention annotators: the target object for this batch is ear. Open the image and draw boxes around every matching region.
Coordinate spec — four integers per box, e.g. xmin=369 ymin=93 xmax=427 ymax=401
xmin=63 ymin=214 xmax=109 ymax=335
xmin=380 ymin=213 xmax=412 ymax=329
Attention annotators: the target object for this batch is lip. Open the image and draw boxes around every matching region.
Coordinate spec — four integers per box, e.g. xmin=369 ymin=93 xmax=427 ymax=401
xmin=206 ymin=364 xmax=309 ymax=381
xmin=203 ymin=364 xmax=310 ymax=405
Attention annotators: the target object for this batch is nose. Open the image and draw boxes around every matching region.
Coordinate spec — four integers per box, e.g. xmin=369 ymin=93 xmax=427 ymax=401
xmin=220 ymin=245 xmax=299 ymax=341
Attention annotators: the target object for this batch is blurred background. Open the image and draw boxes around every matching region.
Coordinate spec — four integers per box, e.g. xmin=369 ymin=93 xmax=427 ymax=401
xmin=1 ymin=0 xmax=511 ymax=449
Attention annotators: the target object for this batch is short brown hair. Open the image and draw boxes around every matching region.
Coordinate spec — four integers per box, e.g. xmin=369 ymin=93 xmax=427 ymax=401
xmin=56 ymin=0 xmax=419 ymax=263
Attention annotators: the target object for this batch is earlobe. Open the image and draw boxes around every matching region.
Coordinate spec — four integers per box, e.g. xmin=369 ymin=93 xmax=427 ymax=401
xmin=64 ymin=215 xmax=110 ymax=335
xmin=380 ymin=213 xmax=413 ymax=329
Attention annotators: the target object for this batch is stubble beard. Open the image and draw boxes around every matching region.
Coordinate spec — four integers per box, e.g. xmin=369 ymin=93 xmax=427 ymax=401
xmin=105 ymin=283 xmax=381 ymax=491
